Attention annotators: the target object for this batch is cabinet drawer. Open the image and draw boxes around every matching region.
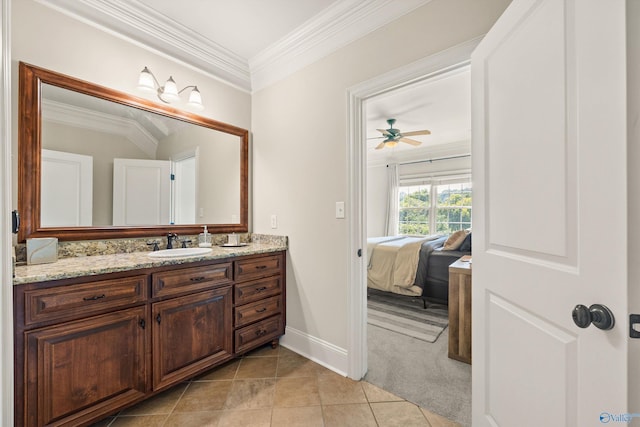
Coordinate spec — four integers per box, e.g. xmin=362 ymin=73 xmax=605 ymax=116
xmin=235 ymin=295 xmax=282 ymax=328
xmin=234 ymin=276 xmax=281 ymax=305
xmin=234 ymin=315 xmax=283 ymax=354
xmin=23 ymin=275 xmax=148 ymax=327
xmin=235 ymin=254 xmax=282 ymax=281
xmin=152 ymin=263 xmax=232 ymax=298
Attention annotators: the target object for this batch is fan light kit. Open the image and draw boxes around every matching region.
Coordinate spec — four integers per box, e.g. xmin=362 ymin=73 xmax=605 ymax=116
xmin=137 ymin=66 xmax=204 ymax=110
xmin=374 ymin=118 xmax=431 ymax=150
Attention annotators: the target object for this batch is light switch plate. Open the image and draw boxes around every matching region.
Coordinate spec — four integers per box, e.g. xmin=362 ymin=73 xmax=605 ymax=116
xmin=270 ymin=214 xmax=278 ymax=229
xmin=336 ymin=201 xmax=345 ymax=219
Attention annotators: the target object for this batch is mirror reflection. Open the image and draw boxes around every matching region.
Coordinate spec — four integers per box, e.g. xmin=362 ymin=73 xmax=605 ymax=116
xmin=18 ymin=62 xmax=248 ymax=242
xmin=40 ymin=84 xmax=241 ymax=228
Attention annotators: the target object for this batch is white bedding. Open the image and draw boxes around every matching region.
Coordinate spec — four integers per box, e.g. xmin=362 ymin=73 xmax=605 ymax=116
xmin=366 ymin=236 xmax=405 ymax=267
xmin=366 ymin=235 xmax=440 ymax=296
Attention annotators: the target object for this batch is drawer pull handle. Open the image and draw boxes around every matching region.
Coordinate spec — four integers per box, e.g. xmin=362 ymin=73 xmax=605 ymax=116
xmin=83 ymin=294 xmax=106 ymax=301
xmin=255 ymin=329 xmax=267 ymax=337
xmin=255 ymin=265 xmax=268 ymax=270
xmin=190 ymin=276 xmax=206 ymax=282
xmin=256 ymin=307 xmax=267 ymax=313
xmin=139 ymin=319 xmax=146 ymax=329
xmin=255 ymin=286 xmax=268 ymax=292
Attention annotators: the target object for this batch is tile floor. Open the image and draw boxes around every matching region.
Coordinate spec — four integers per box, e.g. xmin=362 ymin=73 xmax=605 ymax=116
xmin=91 ymin=344 xmax=461 ymax=427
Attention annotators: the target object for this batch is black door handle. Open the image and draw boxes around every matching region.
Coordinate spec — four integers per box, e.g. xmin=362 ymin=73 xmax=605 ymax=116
xmin=572 ymin=304 xmax=615 ymax=330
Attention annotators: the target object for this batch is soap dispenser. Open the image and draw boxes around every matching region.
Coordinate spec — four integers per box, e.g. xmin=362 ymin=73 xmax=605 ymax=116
xmin=198 ymin=225 xmax=212 ymax=247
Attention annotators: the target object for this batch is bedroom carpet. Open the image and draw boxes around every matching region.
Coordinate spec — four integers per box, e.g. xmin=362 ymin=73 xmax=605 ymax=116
xmin=367 ymin=289 xmax=448 ymax=343
xmin=366 ymin=324 xmax=472 ymax=426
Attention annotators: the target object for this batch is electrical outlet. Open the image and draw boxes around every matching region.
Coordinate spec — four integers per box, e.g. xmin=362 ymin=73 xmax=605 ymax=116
xmin=270 ymin=215 xmax=278 ymax=229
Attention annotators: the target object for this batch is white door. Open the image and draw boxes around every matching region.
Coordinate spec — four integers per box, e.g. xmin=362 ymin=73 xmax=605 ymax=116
xmin=471 ymin=1 xmax=627 ymax=426
xmin=113 ymin=158 xmax=171 ymax=226
xmin=41 ymin=149 xmax=93 ymax=227
xmin=172 ymin=153 xmax=197 ymax=224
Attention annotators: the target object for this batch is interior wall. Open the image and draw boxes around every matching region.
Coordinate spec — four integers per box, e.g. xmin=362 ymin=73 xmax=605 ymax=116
xmin=10 ymin=0 xmax=251 ymax=232
xmin=252 ymin=0 xmax=511 ymax=356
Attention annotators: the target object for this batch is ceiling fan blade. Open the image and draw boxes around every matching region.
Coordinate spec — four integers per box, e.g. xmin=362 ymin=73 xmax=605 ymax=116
xmin=375 ymin=141 xmax=386 ymax=150
xmin=399 ymin=137 xmax=422 ymax=146
xmin=401 ymin=129 xmax=431 ymax=136
xmin=377 ymin=128 xmax=392 ymax=136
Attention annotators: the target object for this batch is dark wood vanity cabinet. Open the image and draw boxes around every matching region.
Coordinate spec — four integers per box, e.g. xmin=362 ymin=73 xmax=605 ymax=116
xmin=14 ymin=251 xmax=286 ymax=427
xmin=24 ymin=307 xmax=148 ymax=427
xmin=152 ymin=287 xmax=233 ymax=390
xmin=234 ymin=254 xmax=285 ymax=353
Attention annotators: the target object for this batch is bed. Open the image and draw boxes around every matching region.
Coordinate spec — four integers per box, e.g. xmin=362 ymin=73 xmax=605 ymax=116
xmin=367 ymin=234 xmax=471 ymax=303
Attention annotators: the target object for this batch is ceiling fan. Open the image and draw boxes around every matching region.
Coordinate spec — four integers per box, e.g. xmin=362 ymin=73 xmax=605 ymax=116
xmin=373 ymin=118 xmax=431 ymax=150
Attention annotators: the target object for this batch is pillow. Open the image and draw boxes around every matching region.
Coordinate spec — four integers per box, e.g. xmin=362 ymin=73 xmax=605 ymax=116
xmin=458 ymin=232 xmax=472 ymax=252
xmin=443 ymin=230 xmax=469 ymax=251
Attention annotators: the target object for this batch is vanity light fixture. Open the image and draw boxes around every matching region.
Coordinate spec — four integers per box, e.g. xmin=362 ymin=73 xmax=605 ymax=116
xmin=137 ymin=66 xmax=204 ymax=110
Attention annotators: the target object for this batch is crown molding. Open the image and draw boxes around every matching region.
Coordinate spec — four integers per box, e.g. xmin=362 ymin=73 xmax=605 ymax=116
xmin=43 ymin=99 xmax=159 ymax=159
xmin=250 ymin=0 xmax=431 ymax=92
xmin=36 ymin=0 xmax=431 ymax=93
xmin=36 ymin=0 xmax=251 ymax=91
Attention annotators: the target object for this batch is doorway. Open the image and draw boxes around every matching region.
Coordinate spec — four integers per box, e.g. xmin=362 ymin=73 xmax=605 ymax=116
xmin=346 ymin=37 xmax=481 ymax=420
xmin=362 ymin=66 xmax=472 ymax=424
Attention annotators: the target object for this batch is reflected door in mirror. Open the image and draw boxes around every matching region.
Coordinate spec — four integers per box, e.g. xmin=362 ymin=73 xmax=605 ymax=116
xmin=41 ymin=149 xmax=93 ymax=227
xmin=113 ymin=159 xmax=171 ymax=226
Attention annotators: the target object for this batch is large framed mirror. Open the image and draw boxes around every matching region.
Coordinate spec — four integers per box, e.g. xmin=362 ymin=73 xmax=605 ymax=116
xmin=18 ymin=62 xmax=249 ymax=242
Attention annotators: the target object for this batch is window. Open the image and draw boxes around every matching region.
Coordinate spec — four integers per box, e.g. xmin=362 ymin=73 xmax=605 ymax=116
xmin=398 ymin=175 xmax=471 ymax=235
xmin=435 ymin=182 xmax=472 ymax=233
xmin=399 ymin=184 xmax=431 ymax=235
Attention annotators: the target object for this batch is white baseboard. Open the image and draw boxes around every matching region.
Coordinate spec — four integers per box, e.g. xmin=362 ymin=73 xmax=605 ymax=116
xmin=279 ymin=326 xmax=348 ymax=376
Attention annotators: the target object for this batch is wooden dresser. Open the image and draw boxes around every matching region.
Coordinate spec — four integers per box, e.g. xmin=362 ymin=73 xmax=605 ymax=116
xmin=448 ymin=257 xmax=472 ymax=364
xmin=14 ymin=251 xmax=286 ymax=427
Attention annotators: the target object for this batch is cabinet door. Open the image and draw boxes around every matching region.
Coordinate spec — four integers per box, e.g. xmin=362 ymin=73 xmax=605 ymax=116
xmin=24 ymin=306 xmax=148 ymax=427
xmin=152 ymin=286 xmax=233 ymax=390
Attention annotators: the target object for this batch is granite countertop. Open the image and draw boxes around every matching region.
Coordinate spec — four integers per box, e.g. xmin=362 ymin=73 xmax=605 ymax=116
xmin=14 ymin=242 xmax=287 ymax=285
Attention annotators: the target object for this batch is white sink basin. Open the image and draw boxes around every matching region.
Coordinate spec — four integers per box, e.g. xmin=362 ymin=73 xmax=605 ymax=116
xmin=147 ymin=247 xmax=213 ymax=258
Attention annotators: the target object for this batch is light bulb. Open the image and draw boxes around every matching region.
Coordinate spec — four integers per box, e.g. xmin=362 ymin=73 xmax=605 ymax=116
xmin=161 ymin=76 xmax=180 ymax=103
xmin=187 ymin=87 xmax=204 ymax=110
xmin=137 ymin=67 xmax=155 ymax=92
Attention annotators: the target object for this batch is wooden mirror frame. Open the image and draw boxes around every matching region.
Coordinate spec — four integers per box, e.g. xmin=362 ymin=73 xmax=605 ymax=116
xmin=18 ymin=62 xmax=249 ymax=242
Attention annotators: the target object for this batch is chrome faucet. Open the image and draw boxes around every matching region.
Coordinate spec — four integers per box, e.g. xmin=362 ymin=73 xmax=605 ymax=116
xmin=167 ymin=233 xmax=178 ymax=249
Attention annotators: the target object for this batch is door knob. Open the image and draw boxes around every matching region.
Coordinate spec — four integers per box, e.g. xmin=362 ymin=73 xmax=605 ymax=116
xmin=572 ymin=304 xmax=615 ymax=330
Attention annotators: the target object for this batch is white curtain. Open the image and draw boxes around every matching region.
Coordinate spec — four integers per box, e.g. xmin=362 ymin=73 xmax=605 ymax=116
xmin=384 ymin=163 xmax=399 ymax=236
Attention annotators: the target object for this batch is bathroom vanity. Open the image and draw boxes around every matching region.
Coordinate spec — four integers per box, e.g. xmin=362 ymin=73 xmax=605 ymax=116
xmin=13 ymin=244 xmax=286 ymax=427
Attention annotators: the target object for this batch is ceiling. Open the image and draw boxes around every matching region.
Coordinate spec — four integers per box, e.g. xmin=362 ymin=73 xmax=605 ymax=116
xmin=365 ymin=68 xmax=471 ymax=165
xmin=37 ymin=0 xmax=470 ymax=164
xmin=38 ymin=0 xmax=430 ymax=91
xmin=135 ymin=0 xmax=337 ymax=60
